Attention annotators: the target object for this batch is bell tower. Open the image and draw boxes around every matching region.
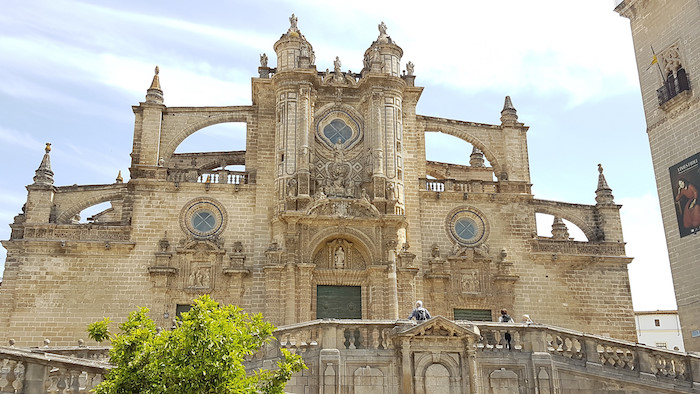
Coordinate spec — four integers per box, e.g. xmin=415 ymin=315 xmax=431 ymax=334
xmin=616 ymin=0 xmax=700 ymax=352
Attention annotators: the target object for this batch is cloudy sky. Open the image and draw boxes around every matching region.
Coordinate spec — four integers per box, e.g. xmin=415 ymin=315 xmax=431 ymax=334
xmin=0 ymin=1 xmax=676 ymax=311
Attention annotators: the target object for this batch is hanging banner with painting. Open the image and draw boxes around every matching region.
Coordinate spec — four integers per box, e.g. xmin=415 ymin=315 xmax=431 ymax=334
xmin=670 ymin=152 xmax=700 ymax=237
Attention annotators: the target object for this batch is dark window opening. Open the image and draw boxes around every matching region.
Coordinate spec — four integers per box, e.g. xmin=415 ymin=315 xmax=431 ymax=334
xmin=654 ymin=319 xmax=661 ymax=327
xmin=454 ymin=308 xmax=493 ymax=321
xmin=176 ymin=304 xmax=192 ymax=320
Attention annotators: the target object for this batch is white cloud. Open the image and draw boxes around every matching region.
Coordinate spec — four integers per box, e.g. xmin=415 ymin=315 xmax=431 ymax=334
xmin=0 ymin=126 xmax=43 ymax=151
xmin=620 ymin=194 xmax=677 ymax=311
xmin=290 ymin=0 xmax=638 ymax=106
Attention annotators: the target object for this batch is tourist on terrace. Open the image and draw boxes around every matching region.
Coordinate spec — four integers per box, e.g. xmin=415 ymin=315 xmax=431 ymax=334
xmin=408 ymin=300 xmax=431 ymax=321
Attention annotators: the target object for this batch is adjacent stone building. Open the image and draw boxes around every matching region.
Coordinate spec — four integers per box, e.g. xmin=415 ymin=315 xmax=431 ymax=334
xmin=0 ymin=16 xmax=636 ymax=349
xmin=616 ymin=0 xmax=700 ymax=352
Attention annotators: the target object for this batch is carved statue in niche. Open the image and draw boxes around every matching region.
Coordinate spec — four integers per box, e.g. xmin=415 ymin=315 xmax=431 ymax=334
xmin=334 ymin=246 xmax=345 ymax=268
xmin=327 ymin=239 xmax=353 ymax=269
xmin=361 ymin=188 xmax=370 ymax=202
xmin=287 ymin=177 xmax=298 ymax=197
xmin=386 ymin=182 xmax=395 ymax=200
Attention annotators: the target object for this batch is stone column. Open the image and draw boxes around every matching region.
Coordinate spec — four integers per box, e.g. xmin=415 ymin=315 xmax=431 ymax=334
xmin=297 ymin=263 xmax=315 ymax=322
xmin=284 ymin=263 xmax=296 ymax=325
xmin=466 ymin=337 xmax=479 ymax=394
xmin=400 ymin=338 xmax=413 ymax=394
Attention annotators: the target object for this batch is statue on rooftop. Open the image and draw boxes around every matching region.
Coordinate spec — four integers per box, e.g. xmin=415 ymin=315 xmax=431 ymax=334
xmin=260 ymin=53 xmax=268 ymax=67
xmin=289 ymin=14 xmax=298 ymax=32
xmin=334 ymin=56 xmax=342 ymax=74
xmin=378 ymin=21 xmax=387 ymax=36
xmin=406 ymin=61 xmax=414 ymax=76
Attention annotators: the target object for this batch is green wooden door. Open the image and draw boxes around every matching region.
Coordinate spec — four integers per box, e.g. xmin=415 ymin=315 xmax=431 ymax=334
xmin=317 ymin=285 xmax=362 ymax=319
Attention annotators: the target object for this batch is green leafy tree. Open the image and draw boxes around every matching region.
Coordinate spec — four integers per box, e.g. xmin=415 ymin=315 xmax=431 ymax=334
xmin=88 ymin=295 xmax=306 ymax=393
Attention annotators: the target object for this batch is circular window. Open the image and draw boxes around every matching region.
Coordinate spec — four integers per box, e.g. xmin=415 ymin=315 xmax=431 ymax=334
xmin=455 ymin=217 xmax=479 ymax=242
xmin=192 ymin=211 xmax=216 ymax=233
xmin=323 ymin=119 xmax=353 ymax=144
xmin=447 ymin=207 xmax=488 ymax=246
xmin=180 ymin=199 xmax=226 ymax=238
xmin=316 ymin=109 xmax=362 ymax=149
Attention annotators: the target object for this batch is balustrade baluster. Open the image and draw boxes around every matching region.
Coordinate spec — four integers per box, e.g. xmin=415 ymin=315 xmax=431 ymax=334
xmin=68 ymin=370 xmax=80 ymax=393
xmin=348 ymin=330 xmax=357 ymax=350
xmin=56 ymin=367 xmax=68 ymax=394
xmin=371 ymin=328 xmax=380 ymax=349
xmin=342 ymin=329 xmax=351 ymax=349
xmin=85 ymin=372 xmax=96 ymax=392
xmin=355 ymin=329 xmax=363 ymax=349
xmin=382 ymin=328 xmax=390 ymax=349
xmin=0 ymin=359 xmax=15 ymax=392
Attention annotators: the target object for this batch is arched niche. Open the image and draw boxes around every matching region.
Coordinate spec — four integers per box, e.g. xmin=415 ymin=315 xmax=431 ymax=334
xmin=159 ymin=110 xmax=252 ymax=164
xmin=171 ymin=122 xmax=247 ymax=170
xmin=56 ymin=190 xmax=126 ymax=224
xmin=310 ymin=234 xmax=372 ymax=270
xmin=413 ymin=352 xmax=462 ymax=394
xmin=422 ymin=122 xmax=503 ymax=180
xmin=306 ymin=228 xmax=377 ymax=267
xmin=534 ymin=211 xmax=592 ymax=241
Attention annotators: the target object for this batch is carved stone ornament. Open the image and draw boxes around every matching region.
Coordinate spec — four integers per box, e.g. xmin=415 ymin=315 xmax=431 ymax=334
xmin=307 ymin=198 xmax=380 ymax=218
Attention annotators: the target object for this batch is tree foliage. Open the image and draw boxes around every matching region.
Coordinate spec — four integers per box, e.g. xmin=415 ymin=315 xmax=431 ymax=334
xmin=88 ymin=295 xmax=306 ymax=393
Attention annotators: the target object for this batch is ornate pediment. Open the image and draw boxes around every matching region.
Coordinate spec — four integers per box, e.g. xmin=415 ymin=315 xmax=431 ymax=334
xmin=306 ymin=198 xmax=380 ymax=218
xmin=397 ymin=316 xmax=480 ymax=340
xmin=178 ymin=238 xmax=225 ymax=253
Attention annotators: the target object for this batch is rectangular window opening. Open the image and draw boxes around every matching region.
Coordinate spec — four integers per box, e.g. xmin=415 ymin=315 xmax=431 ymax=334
xmin=454 ymin=308 xmax=493 ymax=321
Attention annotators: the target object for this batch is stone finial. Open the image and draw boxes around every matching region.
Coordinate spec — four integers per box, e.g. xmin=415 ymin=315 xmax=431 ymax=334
xmin=33 ymin=142 xmax=54 ymax=186
xmin=469 ymin=146 xmax=485 ymax=167
xmin=78 ymin=338 xmax=86 ymax=347
xmin=115 ymin=170 xmax=123 ymax=183
xmin=8 ymin=339 xmax=15 ymax=347
xmin=150 ymin=66 xmax=161 ymax=89
xmin=595 ymin=164 xmax=615 ymax=205
xmin=551 ymin=216 xmax=570 ymax=240
xmin=145 ymin=65 xmax=164 ymax=104
xmin=43 ymin=338 xmax=50 ymax=348
xmin=500 ymin=95 xmax=518 ymax=124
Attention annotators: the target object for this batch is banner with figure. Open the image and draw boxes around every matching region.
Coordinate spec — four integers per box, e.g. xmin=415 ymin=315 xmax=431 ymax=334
xmin=670 ymin=152 xmax=700 ymax=237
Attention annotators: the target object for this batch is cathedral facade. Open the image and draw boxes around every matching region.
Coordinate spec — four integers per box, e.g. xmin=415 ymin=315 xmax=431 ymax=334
xmin=0 ymin=16 xmax=636 ymax=346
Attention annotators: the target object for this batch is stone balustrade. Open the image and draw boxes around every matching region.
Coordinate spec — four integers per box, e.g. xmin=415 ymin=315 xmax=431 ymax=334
xmin=21 ymin=225 xmax=132 ymax=242
xmin=197 ymin=170 xmax=247 ymax=185
xmin=473 ymin=322 xmax=697 ymax=384
xmin=4 ymin=321 xmax=699 ymax=392
xmin=167 ymin=168 xmax=250 ymax=185
xmin=274 ymin=319 xmax=398 ymax=354
xmin=420 ymin=178 xmax=499 ymax=194
xmin=532 ymin=238 xmax=627 ymax=256
xmin=0 ymin=345 xmax=110 ymax=393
